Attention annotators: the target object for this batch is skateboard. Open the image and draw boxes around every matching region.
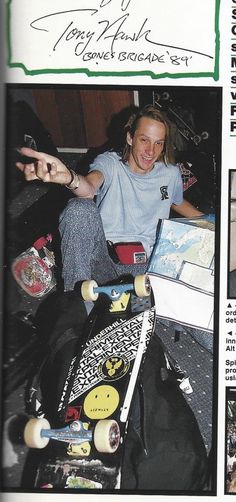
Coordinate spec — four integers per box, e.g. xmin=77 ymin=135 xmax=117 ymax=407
xmin=23 ymin=274 xmax=156 ymax=490
xmin=11 ymin=234 xmax=56 ymax=297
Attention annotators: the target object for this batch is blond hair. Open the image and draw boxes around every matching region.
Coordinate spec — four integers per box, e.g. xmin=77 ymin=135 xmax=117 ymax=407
xmin=122 ymin=104 xmax=175 ymax=165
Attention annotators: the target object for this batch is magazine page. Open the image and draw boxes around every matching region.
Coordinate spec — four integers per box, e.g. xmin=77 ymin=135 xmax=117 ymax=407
xmin=0 ymin=0 xmax=233 ymax=500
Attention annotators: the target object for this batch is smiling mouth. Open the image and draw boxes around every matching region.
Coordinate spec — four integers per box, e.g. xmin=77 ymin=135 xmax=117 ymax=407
xmin=142 ymin=156 xmax=153 ymax=162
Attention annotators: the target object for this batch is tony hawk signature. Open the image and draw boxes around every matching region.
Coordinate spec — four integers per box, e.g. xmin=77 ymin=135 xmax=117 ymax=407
xmin=30 ymin=8 xmax=213 ymax=60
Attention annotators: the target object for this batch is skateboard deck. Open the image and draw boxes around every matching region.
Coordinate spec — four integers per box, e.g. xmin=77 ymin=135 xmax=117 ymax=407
xmin=23 ymin=276 xmax=156 ymax=490
xmin=11 ymin=234 xmax=56 ymax=297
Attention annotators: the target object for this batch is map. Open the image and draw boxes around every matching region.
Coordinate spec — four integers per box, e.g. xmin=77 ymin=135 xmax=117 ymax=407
xmin=148 ymin=218 xmax=214 ymax=294
xmin=148 ymin=217 xmax=215 ymax=332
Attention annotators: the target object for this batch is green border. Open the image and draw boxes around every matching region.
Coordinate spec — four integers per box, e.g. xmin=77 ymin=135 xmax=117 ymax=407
xmin=7 ymin=0 xmax=220 ymax=80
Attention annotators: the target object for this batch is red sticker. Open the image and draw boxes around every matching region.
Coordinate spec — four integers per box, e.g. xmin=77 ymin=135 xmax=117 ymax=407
xmin=65 ymin=406 xmax=82 ymax=422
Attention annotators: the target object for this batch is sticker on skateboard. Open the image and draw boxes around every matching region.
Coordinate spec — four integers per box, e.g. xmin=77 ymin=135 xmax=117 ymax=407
xmin=59 ymin=308 xmax=155 ymax=411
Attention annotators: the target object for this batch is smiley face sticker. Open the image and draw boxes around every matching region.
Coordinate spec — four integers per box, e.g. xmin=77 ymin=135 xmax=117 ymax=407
xmin=83 ymin=385 xmax=119 ymax=419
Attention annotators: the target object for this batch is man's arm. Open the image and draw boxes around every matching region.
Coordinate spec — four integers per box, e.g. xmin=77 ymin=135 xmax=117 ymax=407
xmin=171 ymin=199 xmax=204 ymax=218
xmin=16 ymin=147 xmax=104 ymax=198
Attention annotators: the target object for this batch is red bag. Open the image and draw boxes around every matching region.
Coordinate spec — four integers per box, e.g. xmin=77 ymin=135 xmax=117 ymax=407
xmin=114 ymin=242 xmax=147 ymax=265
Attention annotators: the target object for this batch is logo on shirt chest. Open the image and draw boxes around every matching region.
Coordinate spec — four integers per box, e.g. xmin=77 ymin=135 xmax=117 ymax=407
xmin=160 ymin=186 xmax=169 ymax=200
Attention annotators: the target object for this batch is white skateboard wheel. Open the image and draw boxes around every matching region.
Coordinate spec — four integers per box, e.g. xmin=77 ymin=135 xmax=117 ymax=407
xmin=162 ymin=91 xmax=170 ymax=100
xmin=134 ymin=275 xmax=151 ymax=297
xmin=24 ymin=418 xmax=51 ymax=449
xmin=94 ymin=419 xmax=120 ymax=453
xmin=201 ymin=131 xmax=209 ymax=140
xmin=81 ymin=280 xmax=99 ymax=301
xmin=193 ymin=134 xmax=201 ymax=145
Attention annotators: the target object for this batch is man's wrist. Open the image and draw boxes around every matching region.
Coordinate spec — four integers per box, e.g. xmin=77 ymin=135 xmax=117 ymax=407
xmin=65 ymin=169 xmax=80 ymax=190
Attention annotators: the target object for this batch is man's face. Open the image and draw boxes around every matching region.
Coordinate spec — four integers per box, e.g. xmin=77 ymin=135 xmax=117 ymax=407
xmin=127 ymin=117 xmax=166 ymax=174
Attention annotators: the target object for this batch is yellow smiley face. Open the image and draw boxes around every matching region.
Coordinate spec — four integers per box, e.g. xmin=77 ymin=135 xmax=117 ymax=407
xmin=83 ymin=385 xmax=119 ymax=419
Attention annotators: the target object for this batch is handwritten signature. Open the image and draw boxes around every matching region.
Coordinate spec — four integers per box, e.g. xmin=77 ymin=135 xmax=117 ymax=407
xmin=30 ymin=8 xmax=213 ymax=61
xmin=100 ymin=0 xmax=132 ymax=10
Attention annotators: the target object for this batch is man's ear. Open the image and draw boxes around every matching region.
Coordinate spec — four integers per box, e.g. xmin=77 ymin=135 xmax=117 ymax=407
xmin=126 ymin=132 xmax=132 ymax=146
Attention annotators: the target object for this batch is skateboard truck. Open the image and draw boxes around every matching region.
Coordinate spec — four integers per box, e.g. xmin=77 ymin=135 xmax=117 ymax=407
xmin=81 ymin=274 xmax=151 ymax=302
xmin=24 ymin=418 xmax=120 ymax=454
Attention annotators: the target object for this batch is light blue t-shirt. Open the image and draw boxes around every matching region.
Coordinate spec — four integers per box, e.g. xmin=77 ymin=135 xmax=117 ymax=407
xmin=89 ymin=151 xmax=183 ymax=256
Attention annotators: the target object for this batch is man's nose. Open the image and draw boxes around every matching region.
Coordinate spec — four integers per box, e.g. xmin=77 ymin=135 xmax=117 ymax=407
xmin=146 ymin=142 xmax=154 ymax=156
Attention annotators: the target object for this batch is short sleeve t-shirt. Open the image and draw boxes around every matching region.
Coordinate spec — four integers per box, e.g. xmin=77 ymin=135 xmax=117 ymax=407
xmin=89 ymin=151 xmax=183 ymax=256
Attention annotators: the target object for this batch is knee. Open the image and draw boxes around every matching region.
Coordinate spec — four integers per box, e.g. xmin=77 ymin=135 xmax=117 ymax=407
xmin=59 ymin=198 xmax=99 ymax=232
xmin=60 ymin=198 xmax=95 ymax=221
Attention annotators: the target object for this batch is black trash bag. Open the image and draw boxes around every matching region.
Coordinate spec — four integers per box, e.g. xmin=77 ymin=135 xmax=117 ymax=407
xmin=121 ymin=335 xmax=208 ymax=492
